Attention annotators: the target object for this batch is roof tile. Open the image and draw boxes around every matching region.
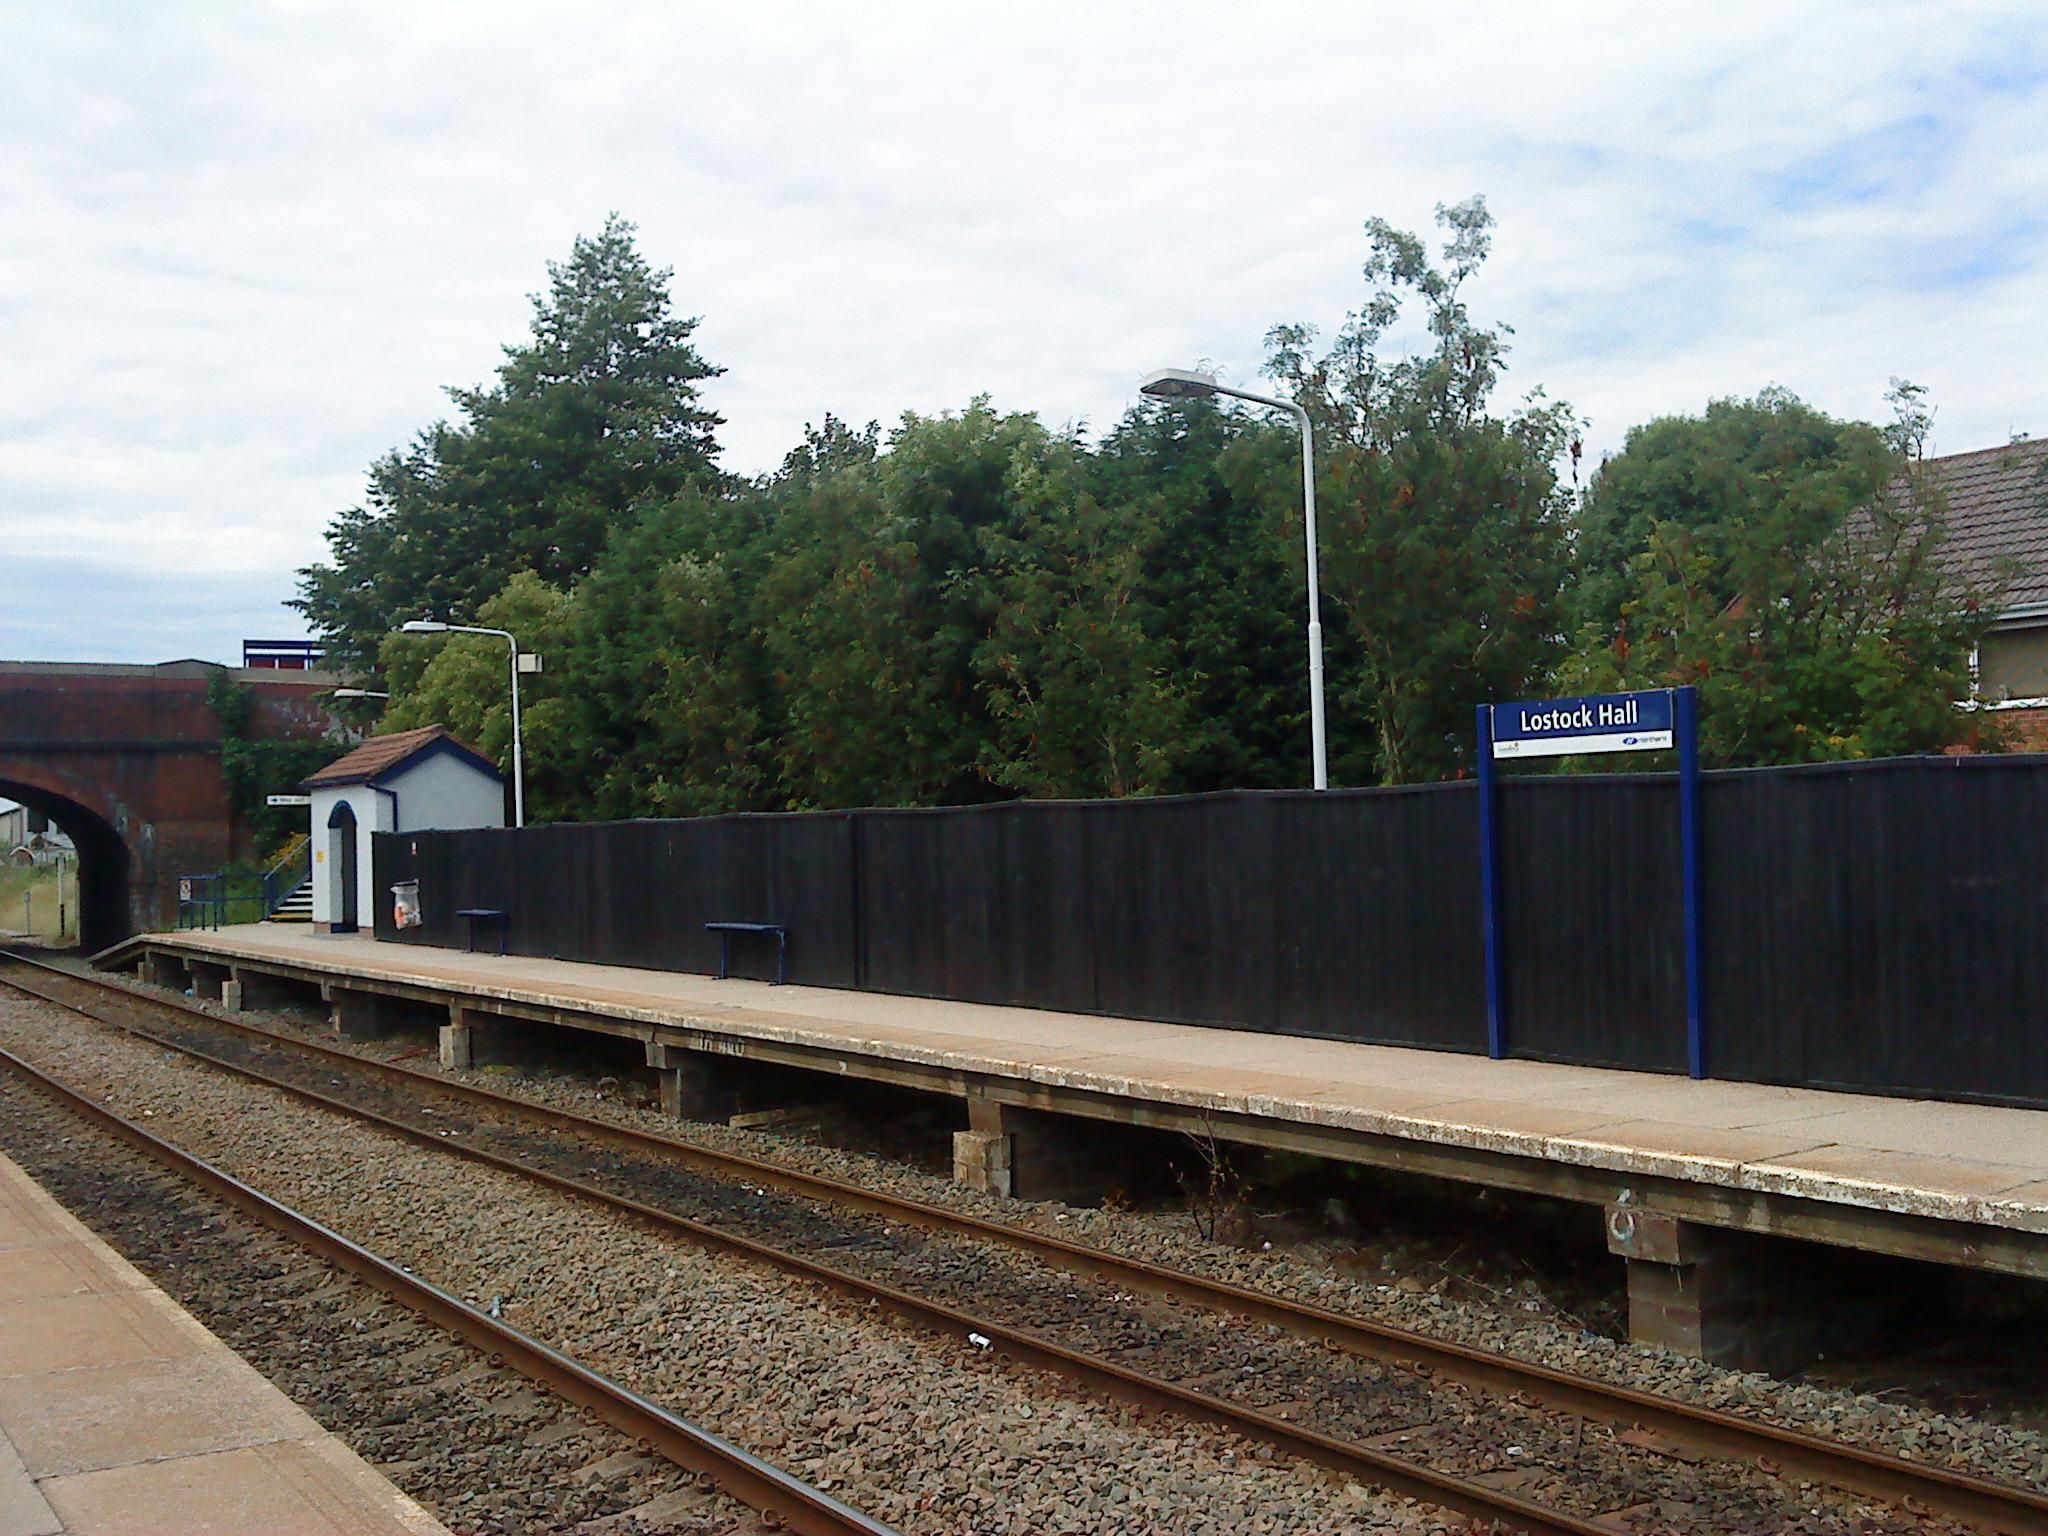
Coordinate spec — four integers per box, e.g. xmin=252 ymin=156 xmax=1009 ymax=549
xmin=1911 ymin=438 xmax=2048 ymax=610
xmin=300 ymin=725 xmax=495 ymax=788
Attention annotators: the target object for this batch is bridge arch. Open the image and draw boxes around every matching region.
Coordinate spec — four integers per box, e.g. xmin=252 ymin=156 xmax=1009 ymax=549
xmin=0 ymin=763 xmax=133 ymax=952
xmin=0 ymin=661 xmax=341 ymax=950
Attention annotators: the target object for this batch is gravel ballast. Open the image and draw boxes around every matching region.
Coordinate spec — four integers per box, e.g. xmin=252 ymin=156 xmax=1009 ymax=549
xmin=13 ymin=969 xmax=2045 ymax=1532
xmin=0 ymin=988 xmax=1443 ymax=1535
xmin=239 ymin=985 xmax=2048 ymax=1494
xmin=0 ymin=1073 xmax=763 ymax=1536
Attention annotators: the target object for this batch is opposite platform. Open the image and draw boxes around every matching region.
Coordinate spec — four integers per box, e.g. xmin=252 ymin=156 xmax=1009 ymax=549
xmin=0 ymin=1148 xmax=450 ymax=1536
xmin=121 ymin=925 xmax=2048 ymax=1280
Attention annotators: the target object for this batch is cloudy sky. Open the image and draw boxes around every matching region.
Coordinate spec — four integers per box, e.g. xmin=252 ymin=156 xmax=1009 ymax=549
xmin=2 ymin=1 xmax=2043 ymax=664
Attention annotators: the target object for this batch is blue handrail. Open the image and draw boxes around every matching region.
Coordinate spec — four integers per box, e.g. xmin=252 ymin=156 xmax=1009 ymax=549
xmin=260 ymin=837 xmax=311 ymax=917
xmin=176 ymin=849 xmax=308 ymax=931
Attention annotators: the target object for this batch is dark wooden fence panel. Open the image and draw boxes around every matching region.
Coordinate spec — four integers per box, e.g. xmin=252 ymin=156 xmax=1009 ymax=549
xmin=937 ymin=804 xmax=1099 ymax=1013
xmin=372 ymin=755 xmax=2048 ymax=1106
xmin=1704 ymin=758 xmax=2048 ymax=1104
xmin=856 ymin=810 xmax=951 ymax=997
xmin=1269 ymin=786 xmax=1487 ymax=1049
xmin=1086 ymin=795 xmax=1258 ymax=1027
xmin=1498 ymin=776 xmax=1688 ymax=1073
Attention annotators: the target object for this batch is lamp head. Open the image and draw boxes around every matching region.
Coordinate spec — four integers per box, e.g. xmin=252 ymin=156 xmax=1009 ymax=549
xmin=399 ymin=619 xmax=448 ymax=634
xmin=330 ymin=688 xmax=388 ymax=700
xmin=1138 ymin=367 xmax=1220 ymax=401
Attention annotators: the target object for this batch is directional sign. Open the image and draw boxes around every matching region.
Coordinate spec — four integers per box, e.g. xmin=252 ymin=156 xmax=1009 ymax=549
xmin=265 ymin=793 xmax=313 ymax=808
xmin=1489 ymin=688 xmax=1674 ymax=759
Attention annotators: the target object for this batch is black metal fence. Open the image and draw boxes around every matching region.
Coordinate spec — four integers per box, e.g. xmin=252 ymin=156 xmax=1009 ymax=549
xmin=373 ymin=754 xmax=2048 ymax=1106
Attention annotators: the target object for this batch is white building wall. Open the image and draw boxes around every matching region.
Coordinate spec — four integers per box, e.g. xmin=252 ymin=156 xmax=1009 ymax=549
xmin=308 ymin=750 xmax=504 ymax=931
xmin=309 ymin=784 xmax=392 ymax=929
xmin=388 ymin=751 xmax=507 ymax=835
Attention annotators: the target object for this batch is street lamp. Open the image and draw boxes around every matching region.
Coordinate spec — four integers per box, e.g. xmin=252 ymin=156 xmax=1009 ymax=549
xmin=399 ymin=619 xmax=528 ymax=827
xmin=1139 ymin=368 xmax=1329 ymax=790
xmin=329 ymin=688 xmax=389 ymax=700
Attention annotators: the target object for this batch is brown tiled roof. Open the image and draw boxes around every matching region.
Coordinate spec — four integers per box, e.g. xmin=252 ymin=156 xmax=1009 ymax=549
xmin=1914 ymin=438 xmax=2048 ymax=611
xmin=300 ymin=725 xmax=495 ymax=789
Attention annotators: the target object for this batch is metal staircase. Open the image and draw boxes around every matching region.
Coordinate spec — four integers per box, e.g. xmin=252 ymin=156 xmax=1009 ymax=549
xmin=260 ymin=835 xmax=313 ymax=923
xmin=266 ymin=877 xmax=315 ymax=923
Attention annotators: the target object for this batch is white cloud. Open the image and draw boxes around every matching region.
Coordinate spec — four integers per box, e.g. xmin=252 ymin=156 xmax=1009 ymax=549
xmin=1 ymin=0 xmax=2043 ymax=661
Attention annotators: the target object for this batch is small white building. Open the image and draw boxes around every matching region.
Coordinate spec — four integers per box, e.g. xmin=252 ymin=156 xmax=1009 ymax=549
xmin=299 ymin=725 xmax=504 ymax=933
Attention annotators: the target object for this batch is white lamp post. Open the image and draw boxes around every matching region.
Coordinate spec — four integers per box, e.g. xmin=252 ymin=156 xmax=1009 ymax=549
xmin=399 ymin=620 xmax=528 ymax=827
xmin=1139 ymin=368 xmax=1329 ymax=790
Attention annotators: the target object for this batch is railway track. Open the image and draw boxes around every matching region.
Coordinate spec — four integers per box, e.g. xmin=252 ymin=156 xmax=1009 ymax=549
xmin=0 ymin=1006 xmax=898 ymax=1535
xmin=7 ymin=950 xmax=2045 ymax=1536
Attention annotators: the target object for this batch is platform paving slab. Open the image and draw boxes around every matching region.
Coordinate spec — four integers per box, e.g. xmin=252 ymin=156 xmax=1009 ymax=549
xmin=127 ymin=926 xmax=2048 ymax=1245
xmin=0 ymin=1151 xmax=450 ymax=1536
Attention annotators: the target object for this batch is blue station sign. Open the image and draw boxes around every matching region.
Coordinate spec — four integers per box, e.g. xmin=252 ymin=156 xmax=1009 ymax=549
xmin=1489 ymin=688 xmax=1675 ymax=759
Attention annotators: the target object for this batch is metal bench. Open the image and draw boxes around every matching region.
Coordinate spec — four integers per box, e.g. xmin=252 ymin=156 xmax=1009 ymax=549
xmin=704 ymin=921 xmax=788 ymax=985
xmin=455 ymin=907 xmax=508 ymax=955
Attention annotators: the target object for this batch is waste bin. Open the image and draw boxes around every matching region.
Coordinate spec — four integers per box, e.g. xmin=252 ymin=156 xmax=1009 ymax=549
xmin=390 ymin=879 xmax=422 ymax=931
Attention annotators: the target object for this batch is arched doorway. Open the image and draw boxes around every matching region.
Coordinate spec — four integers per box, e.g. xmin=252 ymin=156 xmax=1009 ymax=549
xmin=326 ymin=800 xmax=359 ymax=933
xmin=0 ymin=779 xmax=131 ymax=953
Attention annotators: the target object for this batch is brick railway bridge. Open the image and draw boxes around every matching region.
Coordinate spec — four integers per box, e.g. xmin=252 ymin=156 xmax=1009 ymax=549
xmin=0 ymin=662 xmax=339 ymax=950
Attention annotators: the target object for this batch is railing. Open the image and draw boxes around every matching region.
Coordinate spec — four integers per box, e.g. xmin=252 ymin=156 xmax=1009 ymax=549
xmin=175 ymin=873 xmax=235 ymax=931
xmin=261 ymin=835 xmax=311 ymax=917
xmin=176 ymin=838 xmax=311 ymax=931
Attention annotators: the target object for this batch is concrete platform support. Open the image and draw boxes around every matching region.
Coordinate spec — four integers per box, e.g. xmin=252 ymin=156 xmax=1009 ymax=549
xmin=1605 ymin=1204 xmax=1829 ymax=1373
xmin=230 ymin=967 xmax=307 ymax=1013
xmin=140 ymin=951 xmax=186 ymax=990
xmin=329 ymin=988 xmax=408 ymax=1043
xmin=955 ymin=1096 xmax=1101 ymax=1203
xmin=644 ymin=1041 xmax=735 ymax=1120
xmin=439 ymin=1006 xmax=512 ymax=1069
xmin=187 ymin=960 xmax=228 ymax=1002
xmin=641 ymin=1040 xmax=819 ymax=1123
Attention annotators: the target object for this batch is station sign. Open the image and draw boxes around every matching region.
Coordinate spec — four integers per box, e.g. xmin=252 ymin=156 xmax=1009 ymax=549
xmin=1489 ymin=688 xmax=1674 ymax=759
xmin=266 ymin=793 xmax=313 ymax=807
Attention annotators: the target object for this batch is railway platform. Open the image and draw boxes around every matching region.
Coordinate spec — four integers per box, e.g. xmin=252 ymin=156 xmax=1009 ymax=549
xmin=0 ymin=1148 xmax=450 ymax=1536
xmin=113 ymin=924 xmax=2048 ymax=1368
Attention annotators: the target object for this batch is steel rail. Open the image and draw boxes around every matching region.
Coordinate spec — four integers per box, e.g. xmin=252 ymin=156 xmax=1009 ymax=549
xmin=2 ymin=958 xmax=1608 ymax=1535
xmin=0 ymin=1039 xmax=898 ymax=1536
xmin=12 ymin=952 xmax=2048 ymax=1536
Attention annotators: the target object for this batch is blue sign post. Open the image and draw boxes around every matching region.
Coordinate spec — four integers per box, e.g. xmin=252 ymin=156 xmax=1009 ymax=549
xmin=1475 ymin=687 xmax=1706 ymax=1078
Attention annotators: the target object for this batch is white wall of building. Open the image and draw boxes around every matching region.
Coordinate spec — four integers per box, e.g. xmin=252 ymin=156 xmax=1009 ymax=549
xmin=390 ymin=749 xmax=506 ymax=835
xmin=310 ymin=783 xmax=392 ymax=929
xmin=309 ymin=748 xmax=504 ymax=930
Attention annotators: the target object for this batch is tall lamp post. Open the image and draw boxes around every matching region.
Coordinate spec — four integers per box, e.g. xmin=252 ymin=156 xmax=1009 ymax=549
xmin=399 ymin=621 xmax=528 ymax=827
xmin=1139 ymin=368 xmax=1329 ymax=790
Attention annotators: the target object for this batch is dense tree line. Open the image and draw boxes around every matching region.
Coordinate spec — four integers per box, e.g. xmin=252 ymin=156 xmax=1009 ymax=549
xmin=294 ymin=209 xmax=2015 ymax=823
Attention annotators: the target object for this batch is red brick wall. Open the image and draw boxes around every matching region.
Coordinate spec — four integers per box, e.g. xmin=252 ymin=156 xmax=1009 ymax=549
xmin=1996 ymin=706 xmax=2048 ymax=752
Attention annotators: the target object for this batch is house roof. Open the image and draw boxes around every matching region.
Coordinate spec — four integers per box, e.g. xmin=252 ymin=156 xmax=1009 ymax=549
xmin=1913 ymin=438 xmax=2048 ymax=613
xmin=299 ymin=725 xmax=501 ymax=789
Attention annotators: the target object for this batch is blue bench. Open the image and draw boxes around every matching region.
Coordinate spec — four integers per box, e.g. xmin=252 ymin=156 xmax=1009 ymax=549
xmin=455 ymin=908 xmax=508 ymax=955
xmin=704 ymin=921 xmax=788 ymax=985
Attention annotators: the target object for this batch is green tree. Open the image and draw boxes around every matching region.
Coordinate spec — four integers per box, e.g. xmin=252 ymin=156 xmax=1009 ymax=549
xmin=205 ymin=674 xmax=343 ymax=854
xmin=557 ymin=486 xmax=778 ymax=819
xmin=1265 ymin=196 xmax=1576 ymax=783
xmin=974 ymin=441 xmax=1187 ymax=797
xmin=378 ymin=572 xmax=574 ymax=812
xmin=1089 ymin=402 xmax=1314 ymax=791
xmin=1560 ymin=386 xmax=2008 ymax=765
xmin=294 ymin=216 xmax=722 ymax=670
xmin=755 ymin=401 xmax=1045 ymax=807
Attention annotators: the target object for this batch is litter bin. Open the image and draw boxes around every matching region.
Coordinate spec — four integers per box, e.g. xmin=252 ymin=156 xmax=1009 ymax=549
xmin=391 ymin=879 xmax=422 ymax=931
